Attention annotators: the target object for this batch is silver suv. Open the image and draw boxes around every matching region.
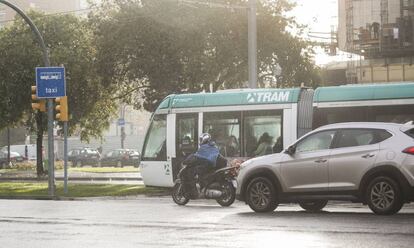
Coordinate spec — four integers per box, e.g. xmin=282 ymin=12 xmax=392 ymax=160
xmin=236 ymin=122 xmax=414 ymax=215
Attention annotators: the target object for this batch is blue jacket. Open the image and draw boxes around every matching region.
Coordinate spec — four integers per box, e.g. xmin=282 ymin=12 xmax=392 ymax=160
xmin=194 ymin=141 xmax=219 ymax=167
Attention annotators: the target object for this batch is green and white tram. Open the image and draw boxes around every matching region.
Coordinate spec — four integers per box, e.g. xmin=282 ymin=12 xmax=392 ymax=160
xmin=140 ymin=88 xmax=310 ymax=187
xmin=141 ymin=82 xmax=414 ymax=187
xmin=313 ymin=82 xmax=414 ymax=127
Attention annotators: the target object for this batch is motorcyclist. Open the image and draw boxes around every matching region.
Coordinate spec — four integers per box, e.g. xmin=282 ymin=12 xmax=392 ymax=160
xmin=182 ymin=133 xmax=227 ymax=198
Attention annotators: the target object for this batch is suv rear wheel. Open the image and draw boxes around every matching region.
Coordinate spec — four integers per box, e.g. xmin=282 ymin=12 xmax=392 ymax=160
xmin=246 ymin=177 xmax=278 ymax=213
xmin=366 ymin=176 xmax=404 ymax=215
xmin=299 ymin=200 xmax=328 ymax=212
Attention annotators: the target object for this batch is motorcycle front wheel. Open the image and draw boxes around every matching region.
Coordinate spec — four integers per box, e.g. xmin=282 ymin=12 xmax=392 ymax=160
xmin=216 ymin=181 xmax=236 ymax=207
xmin=172 ymin=181 xmax=190 ymax=206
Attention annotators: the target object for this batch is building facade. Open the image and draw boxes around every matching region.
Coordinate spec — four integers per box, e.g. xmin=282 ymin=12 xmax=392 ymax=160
xmin=338 ymin=0 xmax=414 ymax=83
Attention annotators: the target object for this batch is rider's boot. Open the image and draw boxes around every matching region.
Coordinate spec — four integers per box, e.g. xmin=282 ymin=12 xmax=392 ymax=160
xmin=187 ymin=180 xmax=199 ymax=199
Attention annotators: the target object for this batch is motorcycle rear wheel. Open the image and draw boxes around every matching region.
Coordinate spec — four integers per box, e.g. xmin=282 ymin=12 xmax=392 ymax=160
xmin=216 ymin=181 xmax=236 ymax=207
xmin=172 ymin=181 xmax=190 ymax=206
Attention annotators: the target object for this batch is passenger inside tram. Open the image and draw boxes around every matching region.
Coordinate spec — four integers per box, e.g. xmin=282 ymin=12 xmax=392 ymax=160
xmin=225 ymin=135 xmax=240 ymax=157
xmin=253 ymin=132 xmax=273 ymax=157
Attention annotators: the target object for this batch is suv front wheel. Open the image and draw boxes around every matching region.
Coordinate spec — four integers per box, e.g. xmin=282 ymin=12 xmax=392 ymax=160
xmin=366 ymin=176 xmax=404 ymax=215
xmin=246 ymin=177 xmax=278 ymax=213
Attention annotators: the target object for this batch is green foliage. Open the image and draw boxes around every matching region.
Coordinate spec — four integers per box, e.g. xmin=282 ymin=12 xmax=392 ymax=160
xmin=0 ymin=182 xmax=166 ymax=197
xmin=0 ymin=12 xmax=117 ymax=140
xmin=91 ymin=0 xmax=321 ymax=111
xmin=0 ymin=1 xmax=322 ymax=137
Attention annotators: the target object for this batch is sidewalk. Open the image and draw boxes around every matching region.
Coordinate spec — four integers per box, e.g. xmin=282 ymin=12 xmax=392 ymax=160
xmin=0 ymin=170 xmax=142 ymax=182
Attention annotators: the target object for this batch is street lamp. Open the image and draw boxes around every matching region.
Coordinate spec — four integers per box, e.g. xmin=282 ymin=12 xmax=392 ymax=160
xmin=0 ymin=0 xmax=55 ymax=196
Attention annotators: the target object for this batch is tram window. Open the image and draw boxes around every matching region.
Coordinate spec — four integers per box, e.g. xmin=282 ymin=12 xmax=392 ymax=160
xmin=177 ymin=115 xmax=198 ymax=157
xmin=326 ymin=108 xmax=366 ymax=123
xmin=204 ymin=112 xmax=240 ymax=157
xmin=314 ymin=105 xmax=414 ymax=129
xmin=142 ymin=115 xmax=167 ymax=161
xmin=244 ymin=113 xmax=282 ymax=157
xmin=374 ymin=105 xmax=414 ymax=123
xmin=313 ymin=107 xmax=367 ymax=128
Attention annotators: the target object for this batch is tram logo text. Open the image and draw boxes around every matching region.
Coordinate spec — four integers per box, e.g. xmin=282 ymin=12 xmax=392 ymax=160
xmin=247 ymin=91 xmax=290 ymax=103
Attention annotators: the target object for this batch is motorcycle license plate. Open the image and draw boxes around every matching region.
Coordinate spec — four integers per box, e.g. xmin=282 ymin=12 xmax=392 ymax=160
xmin=232 ymin=180 xmax=238 ymax=188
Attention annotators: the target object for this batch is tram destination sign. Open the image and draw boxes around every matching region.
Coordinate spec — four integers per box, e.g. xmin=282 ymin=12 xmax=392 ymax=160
xmin=35 ymin=67 xmax=66 ymax=98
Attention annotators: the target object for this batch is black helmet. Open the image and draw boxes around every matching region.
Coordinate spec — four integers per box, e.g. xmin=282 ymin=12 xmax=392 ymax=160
xmin=199 ymin=133 xmax=211 ymax=145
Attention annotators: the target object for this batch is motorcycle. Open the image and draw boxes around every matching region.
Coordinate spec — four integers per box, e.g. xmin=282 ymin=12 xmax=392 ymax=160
xmin=172 ymin=162 xmax=239 ymax=207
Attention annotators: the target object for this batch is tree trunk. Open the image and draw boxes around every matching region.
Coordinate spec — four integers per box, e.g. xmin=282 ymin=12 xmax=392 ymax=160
xmin=36 ymin=111 xmax=45 ymax=177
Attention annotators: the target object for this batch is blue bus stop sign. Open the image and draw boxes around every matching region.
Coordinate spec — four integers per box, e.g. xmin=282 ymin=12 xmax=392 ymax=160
xmin=35 ymin=67 xmax=66 ymax=98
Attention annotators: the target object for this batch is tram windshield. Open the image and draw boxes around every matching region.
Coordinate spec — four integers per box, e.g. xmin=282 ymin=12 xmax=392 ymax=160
xmin=142 ymin=115 xmax=167 ymax=161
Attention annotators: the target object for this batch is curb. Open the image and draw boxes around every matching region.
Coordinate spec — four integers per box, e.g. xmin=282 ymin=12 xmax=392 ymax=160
xmin=0 ymin=195 xmax=75 ymax=200
xmin=0 ymin=191 xmax=170 ymax=201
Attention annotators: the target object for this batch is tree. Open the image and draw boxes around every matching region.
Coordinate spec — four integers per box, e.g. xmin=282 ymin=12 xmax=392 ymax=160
xmin=0 ymin=12 xmax=117 ymax=176
xmin=90 ymin=0 xmax=321 ymax=112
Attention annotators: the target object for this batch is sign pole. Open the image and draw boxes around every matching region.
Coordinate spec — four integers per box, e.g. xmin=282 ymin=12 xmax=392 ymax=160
xmin=36 ymin=66 xmax=66 ymax=197
xmin=63 ymin=121 xmax=68 ymax=195
xmin=47 ymin=99 xmax=55 ymax=196
xmin=248 ymin=0 xmax=257 ymax=88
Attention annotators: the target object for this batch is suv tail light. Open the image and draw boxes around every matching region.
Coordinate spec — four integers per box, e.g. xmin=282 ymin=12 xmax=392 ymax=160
xmin=402 ymin=147 xmax=414 ymax=155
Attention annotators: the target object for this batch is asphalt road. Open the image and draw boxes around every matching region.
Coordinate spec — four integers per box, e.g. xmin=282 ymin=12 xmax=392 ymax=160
xmin=0 ymin=197 xmax=413 ymax=248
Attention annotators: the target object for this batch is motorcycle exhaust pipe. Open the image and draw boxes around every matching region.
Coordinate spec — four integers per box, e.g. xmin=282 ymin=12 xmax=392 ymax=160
xmin=204 ymin=189 xmax=223 ymax=199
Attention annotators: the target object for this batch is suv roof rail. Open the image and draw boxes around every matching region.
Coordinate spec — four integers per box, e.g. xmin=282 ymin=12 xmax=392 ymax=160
xmin=403 ymin=121 xmax=413 ymax=126
xmin=400 ymin=121 xmax=414 ymax=132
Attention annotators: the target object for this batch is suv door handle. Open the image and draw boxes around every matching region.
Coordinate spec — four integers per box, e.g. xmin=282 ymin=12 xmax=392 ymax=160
xmin=362 ymin=153 xmax=375 ymax=158
xmin=314 ymin=158 xmax=327 ymax=163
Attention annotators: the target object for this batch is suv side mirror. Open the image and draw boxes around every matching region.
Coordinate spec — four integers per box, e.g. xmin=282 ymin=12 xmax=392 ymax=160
xmin=285 ymin=145 xmax=296 ymax=155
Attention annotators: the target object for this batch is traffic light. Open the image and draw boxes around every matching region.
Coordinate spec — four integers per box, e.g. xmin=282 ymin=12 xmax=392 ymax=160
xmin=55 ymin=96 xmax=69 ymax=122
xmin=31 ymin=86 xmax=46 ymax=112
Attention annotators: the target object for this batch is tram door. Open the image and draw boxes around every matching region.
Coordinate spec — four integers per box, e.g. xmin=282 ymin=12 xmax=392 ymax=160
xmin=173 ymin=113 xmax=199 ymax=181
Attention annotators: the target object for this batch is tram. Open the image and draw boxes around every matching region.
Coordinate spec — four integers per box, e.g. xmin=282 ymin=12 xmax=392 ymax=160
xmin=140 ymin=82 xmax=414 ymax=187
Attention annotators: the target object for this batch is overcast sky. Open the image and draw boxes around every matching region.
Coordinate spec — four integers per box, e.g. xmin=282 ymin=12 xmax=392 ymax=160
xmin=292 ymin=0 xmax=338 ymax=33
xmin=290 ymin=0 xmax=345 ymax=65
